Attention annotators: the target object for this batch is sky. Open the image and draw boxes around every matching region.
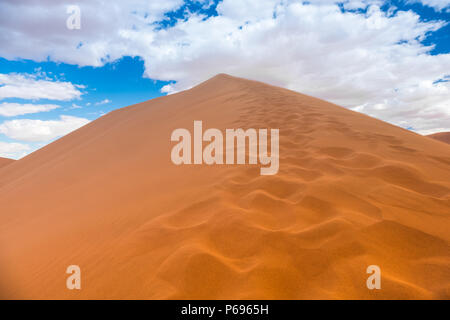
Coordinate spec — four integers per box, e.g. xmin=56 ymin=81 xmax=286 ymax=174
xmin=0 ymin=0 xmax=449 ymax=159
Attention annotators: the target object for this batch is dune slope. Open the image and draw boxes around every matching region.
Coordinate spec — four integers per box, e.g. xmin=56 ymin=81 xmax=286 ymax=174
xmin=0 ymin=74 xmax=449 ymax=299
xmin=0 ymin=157 xmax=14 ymax=169
xmin=427 ymin=132 xmax=450 ymax=145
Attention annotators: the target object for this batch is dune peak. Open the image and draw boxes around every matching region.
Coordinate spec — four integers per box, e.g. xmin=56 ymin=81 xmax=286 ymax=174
xmin=0 ymin=75 xmax=449 ymax=299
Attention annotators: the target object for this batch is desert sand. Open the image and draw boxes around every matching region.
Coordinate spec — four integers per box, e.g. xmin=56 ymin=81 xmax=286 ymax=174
xmin=0 ymin=157 xmax=14 ymax=169
xmin=0 ymin=74 xmax=449 ymax=299
xmin=427 ymin=132 xmax=450 ymax=145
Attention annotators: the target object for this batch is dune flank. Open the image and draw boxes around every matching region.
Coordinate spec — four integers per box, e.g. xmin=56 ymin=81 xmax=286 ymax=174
xmin=427 ymin=132 xmax=450 ymax=145
xmin=0 ymin=74 xmax=449 ymax=299
xmin=0 ymin=157 xmax=14 ymax=169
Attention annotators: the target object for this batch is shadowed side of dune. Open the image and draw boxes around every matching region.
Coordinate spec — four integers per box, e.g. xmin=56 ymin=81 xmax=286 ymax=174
xmin=0 ymin=74 xmax=449 ymax=299
xmin=427 ymin=132 xmax=450 ymax=145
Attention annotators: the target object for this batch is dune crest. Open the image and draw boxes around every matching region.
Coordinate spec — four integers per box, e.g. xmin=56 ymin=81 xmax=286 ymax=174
xmin=0 ymin=74 xmax=449 ymax=299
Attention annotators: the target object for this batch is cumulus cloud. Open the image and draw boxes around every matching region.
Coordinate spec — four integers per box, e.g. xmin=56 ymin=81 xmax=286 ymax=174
xmin=0 ymin=141 xmax=30 ymax=159
xmin=0 ymin=115 xmax=90 ymax=142
xmin=0 ymin=0 xmax=449 ymax=133
xmin=138 ymin=2 xmax=450 ymax=133
xmin=0 ymin=102 xmax=60 ymax=117
xmin=0 ymin=73 xmax=84 ymax=101
xmin=0 ymin=0 xmax=184 ymax=66
xmin=160 ymin=84 xmax=177 ymax=95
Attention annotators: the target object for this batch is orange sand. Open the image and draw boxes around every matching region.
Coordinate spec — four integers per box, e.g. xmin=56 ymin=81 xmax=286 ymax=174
xmin=0 ymin=74 xmax=449 ymax=299
xmin=0 ymin=157 xmax=14 ymax=169
xmin=427 ymin=132 xmax=450 ymax=145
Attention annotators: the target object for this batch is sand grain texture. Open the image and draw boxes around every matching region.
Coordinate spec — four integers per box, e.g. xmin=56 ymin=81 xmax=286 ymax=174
xmin=0 ymin=74 xmax=449 ymax=299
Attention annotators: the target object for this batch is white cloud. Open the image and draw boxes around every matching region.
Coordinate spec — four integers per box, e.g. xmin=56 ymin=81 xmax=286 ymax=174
xmin=0 ymin=141 xmax=30 ymax=159
xmin=95 ymin=99 xmax=111 ymax=105
xmin=0 ymin=73 xmax=84 ymax=101
xmin=139 ymin=2 xmax=450 ymax=133
xmin=161 ymin=84 xmax=177 ymax=95
xmin=408 ymin=0 xmax=450 ymax=11
xmin=0 ymin=0 xmax=184 ymax=66
xmin=69 ymin=103 xmax=83 ymax=109
xmin=0 ymin=0 xmax=449 ymax=133
xmin=0 ymin=102 xmax=60 ymax=117
xmin=0 ymin=115 xmax=90 ymax=142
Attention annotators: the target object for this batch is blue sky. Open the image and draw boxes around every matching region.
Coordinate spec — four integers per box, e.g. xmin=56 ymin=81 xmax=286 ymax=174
xmin=0 ymin=56 xmax=171 ymax=157
xmin=0 ymin=56 xmax=170 ymax=119
xmin=0 ymin=0 xmax=449 ymax=158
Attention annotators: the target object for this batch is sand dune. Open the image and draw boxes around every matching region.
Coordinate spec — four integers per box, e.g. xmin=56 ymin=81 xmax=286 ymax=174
xmin=0 ymin=157 xmax=14 ymax=169
xmin=0 ymin=74 xmax=449 ymax=299
xmin=427 ymin=132 xmax=450 ymax=145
